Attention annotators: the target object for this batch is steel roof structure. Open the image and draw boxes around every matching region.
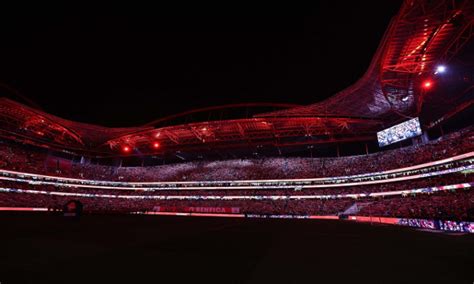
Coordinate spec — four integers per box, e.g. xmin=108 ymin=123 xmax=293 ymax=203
xmin=258 ymin=0 xmax=474 ymax=119
xmin=0 ymin=0 xmax=473 ymax=158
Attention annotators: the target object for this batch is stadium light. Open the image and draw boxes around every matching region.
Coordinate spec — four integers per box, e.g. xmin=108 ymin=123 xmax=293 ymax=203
xmin=435 ymin=65 xmax=446 ymax=74
xmin=422 ymin=80 xmax=433 ymax=89
xmin=152 ymin=142 xmax=160 ymax=149
xmin=122 ymin=146 xmax=131 ymax=153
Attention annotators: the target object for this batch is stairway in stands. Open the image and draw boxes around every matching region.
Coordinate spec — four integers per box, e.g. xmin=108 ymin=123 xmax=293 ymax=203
xmin=341 ymin=202 xmax=373 ymax=215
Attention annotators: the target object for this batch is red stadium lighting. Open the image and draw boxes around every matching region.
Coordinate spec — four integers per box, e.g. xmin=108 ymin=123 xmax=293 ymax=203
xmin=122 ymin=146 xmax=131 ymax=153
xmin=422 ymin=80 xmax=433 ymax=89
xmin=152 ymin=142 xmax=160 ymax=149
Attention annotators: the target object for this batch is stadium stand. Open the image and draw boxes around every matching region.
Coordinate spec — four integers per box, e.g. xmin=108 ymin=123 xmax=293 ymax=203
xmin=0 ymin=127 xmax=472 ymax=220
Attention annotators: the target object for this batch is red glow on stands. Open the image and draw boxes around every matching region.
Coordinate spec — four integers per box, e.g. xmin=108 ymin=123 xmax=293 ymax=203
xmin=152 ymin=142 xmax=160 ymax=149
xmin=122 ymin=146 xmax=131 ymax=153
xmin=422 ymin=80 xmax=433 ymax=89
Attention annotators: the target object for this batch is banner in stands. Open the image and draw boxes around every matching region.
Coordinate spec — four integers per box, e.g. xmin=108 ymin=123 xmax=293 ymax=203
xmin=349 ymin=216 xmax=474 ymax=233
xmin=398 ymin=218 xmax=474 ymax=233
xmin=153 ymin=206 xmax=240 ymax=214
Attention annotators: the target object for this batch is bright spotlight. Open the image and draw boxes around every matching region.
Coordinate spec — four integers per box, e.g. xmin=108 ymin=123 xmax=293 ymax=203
xmin=422 ymin=80 xmax=433 ymax=89
xmin=152 ymin=142 xmax=160 ymax=149
xmin=435 ymin=65 xmax=446 ymax=74
xmin=122 ymin=146 xmax=131 ymax=153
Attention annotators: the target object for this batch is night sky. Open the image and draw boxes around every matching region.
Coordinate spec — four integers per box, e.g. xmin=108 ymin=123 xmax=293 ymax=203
xmin=0 ymin=2 xmax=402 ymax=127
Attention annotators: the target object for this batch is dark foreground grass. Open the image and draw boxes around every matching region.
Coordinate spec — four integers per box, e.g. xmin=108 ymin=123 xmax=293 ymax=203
xmin=0 ymin=213 xmax=473 ymax=284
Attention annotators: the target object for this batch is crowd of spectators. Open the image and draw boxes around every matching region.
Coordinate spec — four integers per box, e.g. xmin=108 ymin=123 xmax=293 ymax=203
xmin=0 ymin=191 xmax=352 ymax=215
xmin=1 ymin=171 xmax=471 ymax=197
xmin=0 ymin=126 xmax=472 ymax=220
xmin=0 ymin=171 xmax=472 ymax=220
xmin=0 ymin=187 xmax=472 ymax=220
xmin=0 ymin=126 xmax=472 ymax=182
xmin=358 ymin=190 xmax=474 ymax=221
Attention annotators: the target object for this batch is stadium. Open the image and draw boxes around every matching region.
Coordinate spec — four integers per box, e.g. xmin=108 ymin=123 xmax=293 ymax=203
xmin=1 ymin=1 xmax=474 ymax=283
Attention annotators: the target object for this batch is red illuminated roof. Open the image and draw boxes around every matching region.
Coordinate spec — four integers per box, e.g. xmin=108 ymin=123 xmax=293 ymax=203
xmin=257 ymin=0 xmax=474 ymax=120
xmin=0 ymin=0 xmax=472 ymax=157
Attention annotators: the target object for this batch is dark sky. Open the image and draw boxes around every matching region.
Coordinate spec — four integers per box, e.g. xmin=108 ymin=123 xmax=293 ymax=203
xmin=0 ymin=2 xmax=402 ymax=127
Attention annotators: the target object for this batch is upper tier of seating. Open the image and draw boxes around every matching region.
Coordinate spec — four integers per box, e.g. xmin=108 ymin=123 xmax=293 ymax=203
xmin=0 ymin=126 xmax=472 ymax=183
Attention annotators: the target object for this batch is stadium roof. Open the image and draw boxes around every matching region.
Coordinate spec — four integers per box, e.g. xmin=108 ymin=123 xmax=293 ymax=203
xmin=258 ymin=0 xmax=474 ymax=120
xmin=0 ymin=0 xmax=473 ymax=158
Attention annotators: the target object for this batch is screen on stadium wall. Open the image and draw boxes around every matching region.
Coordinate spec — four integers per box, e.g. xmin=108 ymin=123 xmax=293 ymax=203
xmin=377 ymin=118 xmax=422 ymax=147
